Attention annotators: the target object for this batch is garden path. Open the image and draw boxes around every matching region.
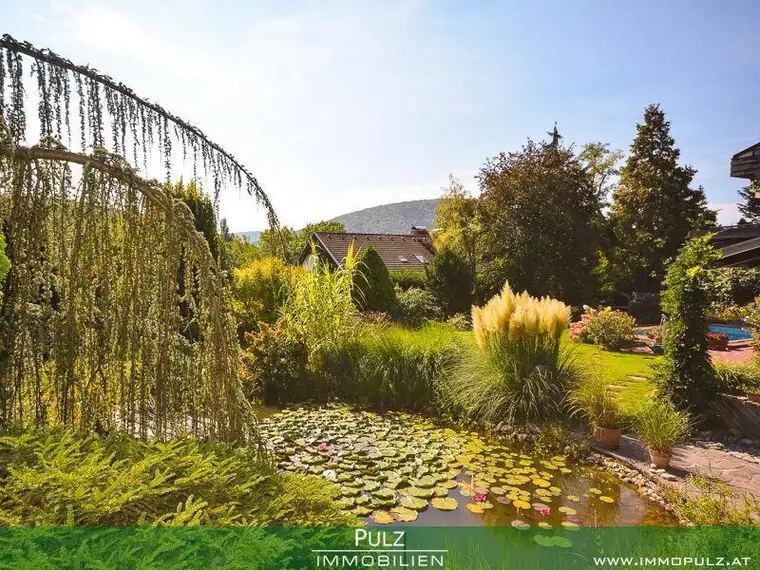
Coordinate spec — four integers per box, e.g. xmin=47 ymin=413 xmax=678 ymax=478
xmin=596 ymin=435 xmax=760 ymax=502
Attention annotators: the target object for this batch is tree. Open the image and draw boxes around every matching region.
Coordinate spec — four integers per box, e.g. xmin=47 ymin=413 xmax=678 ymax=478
xmin=737 ymin=179 xmax=760 ymax=223
xmin=259 ymin=220 xmax=345 ymax=263
xmin=426 ymin=247 xmax=473 ymax=317
xmin=578 ymin=142 xmax=624 ymax=204
xmin=607 ymin=104 xmax=716 ymax=295
xmin=231 ymin=257 xmax=299 ymax=335
xmin=476 ymin=129 xmax=601 ymax=305
xmin=433 ymin=175 xmax=479 ymax=275
xmin=655 ymin=235 xmax=720 ymax=412
xmin=353 ymin=246 xmax=397 ymax=313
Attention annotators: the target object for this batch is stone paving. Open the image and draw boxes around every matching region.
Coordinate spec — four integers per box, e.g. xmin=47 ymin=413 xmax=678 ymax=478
xmin=596 ymin=434 xmax=760 ymax=501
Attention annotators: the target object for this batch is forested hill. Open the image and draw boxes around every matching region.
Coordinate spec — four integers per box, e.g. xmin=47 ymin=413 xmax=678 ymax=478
xmin=331 ymin=199 xmax=438 ymax=234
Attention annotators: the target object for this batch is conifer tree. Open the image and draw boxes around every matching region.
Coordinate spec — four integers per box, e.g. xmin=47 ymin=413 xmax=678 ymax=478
xmin=737 ymin=179 xmax=760 ymax=223
xmin=607 ymin=104 xmax=716 ymax=294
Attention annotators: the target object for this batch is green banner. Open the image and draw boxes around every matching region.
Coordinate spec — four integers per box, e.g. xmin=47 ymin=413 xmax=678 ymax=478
xmin=0 ymin=526 xmax=757 ymax=569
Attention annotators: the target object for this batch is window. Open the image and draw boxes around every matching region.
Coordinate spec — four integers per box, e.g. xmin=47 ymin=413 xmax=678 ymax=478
xmin=414 ymin=254 xmax=427 ymax=263
xmin=398 ymin=255 xmax=408 ymax=263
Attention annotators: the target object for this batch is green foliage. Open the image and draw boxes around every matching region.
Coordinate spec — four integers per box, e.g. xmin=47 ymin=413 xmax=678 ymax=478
xmin=0 ymin=429 xmax=356 ymax=526
xmin=226 ymin=234 xmax=262 ymax=269
xmin=607 ymin=104 xmax=716 ymax=295
xmin=714 ymin=362 xmax=760 ymax=394
xmin=259 ymin=221 xmax=345 ymax=263
xmin=389 ymin=269 xmax=427 ymax=291
xmin=655 ymin=236 xmax=720 ymax=411
xmin=578 ymin=141 xmax=624 ymax=203
xmin=447 ymin=313 xmax=470 ymax=331
xmin=566 ymin=371 xmax=625 ymax=429
xmin=426 ymin=247 xmax=474 ymax=317
xmin=631 ymin=399 xmax=691 ymax=453
xmin=666 ymin=474 xmax=760 ymax=525
xmin=433 ymin=176 xmax=478 ymax=274
xmin=440 ymin=284 xmax=575 ymax=424
xmin=711 ymin=267 xmax=760 ymax=308
xmin=0 ymin=229 xmax=10 ymax=290
xmin=321 ymin=324 xmax=463 ymax=411
xmin=477 ymin=133 xmax=601 ymax=305
xmin=172 ymin=180 xmax=219 ymax=260
xmin=231 ymin=257 xmax=300 ymax=333
xmin=583 ymin=310 xmax=636 ymax=350
xmin=395 ymin=287 xmax=443 ymax=326
xmin=282 ymin=244 xmax=358 ymax=367
xmin=353 ymin=246 xmax=397 ymax=313
xmin=737 ymin=179 xmax=760 ymax=224
xmin=240 ymin=321 xmax=310 ymax=404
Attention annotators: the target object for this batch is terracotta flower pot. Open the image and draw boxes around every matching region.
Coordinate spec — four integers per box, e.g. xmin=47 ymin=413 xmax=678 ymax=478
xmin=648 ymin=448 xmax=671 ymax=469
xmin=747 ymin=393 xmax=760 ymax=404
xmin=592 ymin=426 xmax=621 ymax=449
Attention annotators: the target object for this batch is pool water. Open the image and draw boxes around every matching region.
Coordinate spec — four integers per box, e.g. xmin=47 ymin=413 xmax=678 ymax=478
xmin=708 ymin=324 xmax=753 ymax=341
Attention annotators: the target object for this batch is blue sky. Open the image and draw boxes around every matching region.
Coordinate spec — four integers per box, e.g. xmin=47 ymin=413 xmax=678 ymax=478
xmin=4 ymin=0 xmax=759 ymax=231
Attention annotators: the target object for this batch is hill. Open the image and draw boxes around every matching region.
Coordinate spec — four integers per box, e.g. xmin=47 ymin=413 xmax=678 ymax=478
xmin=235 ymin=230 xmax=261 ymax=243
xmin=331 ymin=199 xmax=438 ymax=234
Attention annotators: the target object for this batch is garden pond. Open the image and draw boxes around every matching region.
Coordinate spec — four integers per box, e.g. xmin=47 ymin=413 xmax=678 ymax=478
xmin=258 ymin=406 xmax=679 ymax=527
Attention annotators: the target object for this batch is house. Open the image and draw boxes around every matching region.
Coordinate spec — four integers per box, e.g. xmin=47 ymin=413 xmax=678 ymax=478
xmin=710 ymin=142 xmax=760 ymax=267
xmin=298 ymin=226 xmax=436 ymax=272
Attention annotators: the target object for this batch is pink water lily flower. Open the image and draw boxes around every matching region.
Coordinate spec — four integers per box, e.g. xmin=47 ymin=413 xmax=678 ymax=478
xmin=475 ymin=493 xmax=487 ymax=502
xmin=319 ymin=443 xmax=329 ymax=452
xmin=540 ymin=507 xmax=551 ymax=517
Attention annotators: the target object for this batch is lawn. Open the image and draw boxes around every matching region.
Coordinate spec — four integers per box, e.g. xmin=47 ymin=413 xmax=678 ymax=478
xmin=563 ymin=333 xmax=660 ymax=413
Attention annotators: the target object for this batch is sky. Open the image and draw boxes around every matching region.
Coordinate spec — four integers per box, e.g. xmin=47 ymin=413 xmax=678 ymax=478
xmin=4 ymin=0 xmax=760 ymax=231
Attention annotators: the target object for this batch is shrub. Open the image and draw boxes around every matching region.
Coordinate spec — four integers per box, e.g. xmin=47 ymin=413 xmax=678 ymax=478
xmin=712 ymin=267 xmax=760 ymax=308
xmin=389 ymin=269 xmax=427 ymax=291
xmin=666 ymin=474 xmax=760 ymax=525
xmin=584 ymin=309 xmax=636 ymax=350
xmin=282 ymin=244 xmax=359 ymax=367
xmin=566 ymin=372 xmax=625 ymax=429
xmin=231 ymin=257 xmax=299 ymax=334
xmin=440 ymin=282 xmax=574 ymax=424
xmin=0 ymin=429 xmax=356 ymax=526
xmin=655 ymin=236 xmax=720 ymax=412
xmin=714 ymin=362 xmax=760 ymax=394
xmin=352 ymin=246 xmax=397 ymax=313
xmin=395 ymin=287 xmax=443 ymax=326
xmin=322 ymin=323 xmax=462 ymax=411
xmin=425 ymin=247 xmax=473 ymax=317
xmin=631 ymin=399 xmax=691 ymax=453
xmin=240 ymin=321 xmax=310 ymax=404
xmin=447 ymin=313 xmax=470 ymax=331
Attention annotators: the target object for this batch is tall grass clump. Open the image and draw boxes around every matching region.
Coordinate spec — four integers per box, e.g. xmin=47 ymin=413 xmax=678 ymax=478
xmin=441 ymin=282 xmax=574 ymax=424
xmin=324 ymin=323 xmax=464 ymax=410
xmin=282 ymin=243 xmax=359 ymax=367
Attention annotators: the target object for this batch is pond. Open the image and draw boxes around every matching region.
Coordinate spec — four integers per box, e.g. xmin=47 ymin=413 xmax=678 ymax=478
xmin=258 ymin=405 xmax=679 ymax=527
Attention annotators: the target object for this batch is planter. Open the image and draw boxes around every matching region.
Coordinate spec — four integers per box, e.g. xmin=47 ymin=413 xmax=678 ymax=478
xmin=648 ymin=448 xmax=671 ymax=469
xmin=747 ymin=393 xmax=760 ymax=404
xmin=592 ymin=426 xmax=621 ymax=449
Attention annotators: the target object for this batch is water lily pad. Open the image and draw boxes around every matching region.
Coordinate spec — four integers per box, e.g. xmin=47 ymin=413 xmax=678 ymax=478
xmin=341 ymin=486 xmax=361 ymax=497
xmin=432 ymin=486 xmax=448 ymax=498
xmin=554 ymin=537 xmax=573 ymax=548
xmin=480 ymin=501 xmax=494 ymax=509
xmin=589 ymin=488 xmax=602 ymax=495
xmin=336 ymin=497 xmax=355 ymax=508
xmin=406 ymin=486 xmax=434 ymax=498
xmin=558 ymin=506 xmax=577 ymax=516
xmin=440 ymin=479 xmax=458 ymax=490
xmin=353 ymin=506 xmax=373 ymax=517
xmin=513 ymin=499 xmax=532 ymax=510
xmin=566 ymin=495 xmax=580 ymax=502
xmin=363 ymin=480 xmax=381 ymax=491
xmin=371 ymin=510 xmax=394 ymax=524
xmin=413 ymin=476 xmax=436 ymax=488
xmin=496 ymin=496 xmax=510 ymax=505
xmin=511 ymin=520 xmax=530 ymax=530
xmin=538 ymin=522 xmax=552 ymax=529
xmin=391 ymin=506 xmax=418 ymax=522
xmin=599 ymin=496 xmax=615 ymax=503
xmin=532 ymin=502 xmax=550 ymax=511
xmin=400 ymin=496 xmax=428 ymax=510
xmin=372 ymin=488 xmax=396 ymax=499
xmin=561 ymin=521 xmax=580 ymax=531
xmin=466 ymin=503 xmax=485 ymax=514
xmin=534 ymin=534 xmax=555 ymax=547
xmin=355 ymin=495 xmax=370 ymax=505
xmin=532 ymin=478 xmax=551 ymax=488
xmin=490 ymin=486 xmax=507 ymax=495
xmin=431 ymin=497 xmax=458 ymax=511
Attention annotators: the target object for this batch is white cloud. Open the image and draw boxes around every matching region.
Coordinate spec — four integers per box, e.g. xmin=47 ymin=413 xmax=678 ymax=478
xmin=710 ymin=202 xmax=741 ymax=226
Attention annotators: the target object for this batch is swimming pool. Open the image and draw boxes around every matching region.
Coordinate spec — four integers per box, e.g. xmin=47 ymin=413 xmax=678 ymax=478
xmin=708 ymin=324 xmax=753 ymax=341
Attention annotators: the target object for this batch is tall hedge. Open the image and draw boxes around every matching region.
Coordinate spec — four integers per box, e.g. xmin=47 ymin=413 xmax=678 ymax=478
xmin=353 ymin=246 xmax=397 ymax=313
xmin=426 ymin=247 xmax=474 ymax=317
xmin=655 ymin=235 xmax=720 ymax=412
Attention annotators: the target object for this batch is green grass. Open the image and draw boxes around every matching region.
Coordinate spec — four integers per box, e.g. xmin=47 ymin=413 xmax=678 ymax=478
xmin=561 ymin=332 xmax=660 ymax=413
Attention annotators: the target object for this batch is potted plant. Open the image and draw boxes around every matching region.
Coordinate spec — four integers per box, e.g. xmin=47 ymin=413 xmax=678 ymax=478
xmin=631 ymin=400 xmax=691 ymax=469
xmin=567 ymin=374 xmax=625 ymax=449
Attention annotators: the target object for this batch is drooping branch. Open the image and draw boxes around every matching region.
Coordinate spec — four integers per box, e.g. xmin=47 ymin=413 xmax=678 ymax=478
xmin=0 ymin=34 xmax=280 ymax=235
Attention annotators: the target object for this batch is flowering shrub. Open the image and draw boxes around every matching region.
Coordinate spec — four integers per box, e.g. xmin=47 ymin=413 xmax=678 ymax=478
xmin=569 ymin=306 xmax=635 ymax=350
xmin=706 ymin=332 xmax=729 ymax=351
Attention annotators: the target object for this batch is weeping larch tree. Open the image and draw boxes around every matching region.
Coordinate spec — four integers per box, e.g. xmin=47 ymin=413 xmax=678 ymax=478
xmin=0 ymin=34 xmax=279 ymax=444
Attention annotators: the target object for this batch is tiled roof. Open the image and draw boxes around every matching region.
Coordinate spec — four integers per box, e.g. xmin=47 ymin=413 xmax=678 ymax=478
xmin=308 ymin=232 xmax=436 ymax=272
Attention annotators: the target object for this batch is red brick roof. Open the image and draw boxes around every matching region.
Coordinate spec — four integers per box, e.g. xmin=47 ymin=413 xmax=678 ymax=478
xmin=304 ymin=232 xmax=436 ymax=272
